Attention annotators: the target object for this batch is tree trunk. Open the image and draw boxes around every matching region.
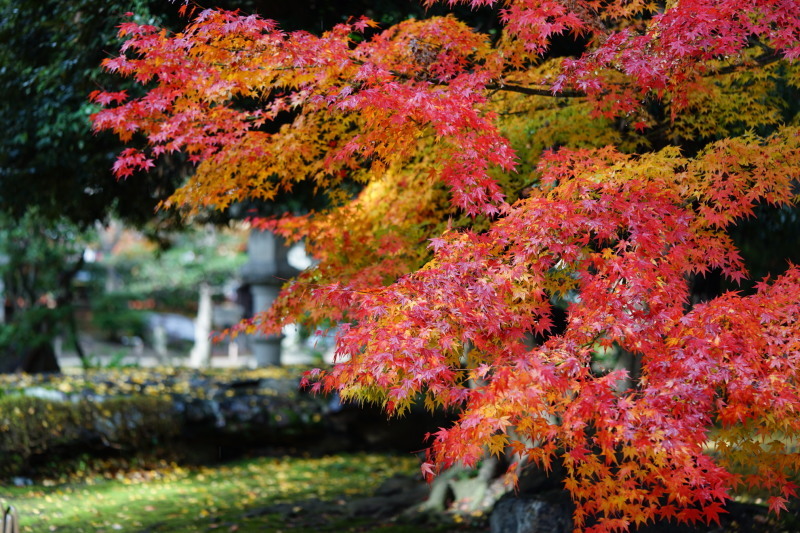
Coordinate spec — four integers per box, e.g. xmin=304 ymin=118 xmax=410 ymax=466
xmin=17 ymin=343 xmax=60 ymax=373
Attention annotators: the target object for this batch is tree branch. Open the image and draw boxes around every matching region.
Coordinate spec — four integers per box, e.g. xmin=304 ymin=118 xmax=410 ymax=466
xmin=712 ymin=51 xmax=782 ymax=76
xmin=486 ymin=51 xmax=783 ymax=99
xmin=486 ymin=83 xmax=586 ymax=98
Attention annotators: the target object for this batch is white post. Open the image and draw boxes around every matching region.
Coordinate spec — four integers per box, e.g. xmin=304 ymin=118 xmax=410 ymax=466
xmin=189 ymin=282 xmax=213 ymax=367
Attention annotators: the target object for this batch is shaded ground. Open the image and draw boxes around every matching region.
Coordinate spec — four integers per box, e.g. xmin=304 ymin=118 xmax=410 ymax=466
xmin=231 ymin=475 xmax=487 ymax=533
xmin=2 ymin=453 xmax=486 ymax=533
xmin=3 ymin=441 xmax=798 ymax=533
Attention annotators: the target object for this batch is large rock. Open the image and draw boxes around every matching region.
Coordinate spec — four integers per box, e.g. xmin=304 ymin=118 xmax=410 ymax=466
xmin=490 ymin=494 xmax=573 ymax=533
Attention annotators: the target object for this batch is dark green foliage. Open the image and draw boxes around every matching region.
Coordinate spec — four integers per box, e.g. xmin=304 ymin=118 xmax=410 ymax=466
xmin=0 ymin=0 xmax=189 ymax=228
xmin=89 ymin=292 xmax=148 ymax=342
xmin=732 ymin=204 xmax=800 ymax=284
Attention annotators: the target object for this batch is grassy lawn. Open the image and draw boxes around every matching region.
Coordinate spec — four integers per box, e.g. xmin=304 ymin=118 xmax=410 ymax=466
xmin=2 ymin=453 xmax=474 ymax=533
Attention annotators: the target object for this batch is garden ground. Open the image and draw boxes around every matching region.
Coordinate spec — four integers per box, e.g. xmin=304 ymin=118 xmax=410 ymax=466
xmin=2 ymin=453 xmax=486 ymax=533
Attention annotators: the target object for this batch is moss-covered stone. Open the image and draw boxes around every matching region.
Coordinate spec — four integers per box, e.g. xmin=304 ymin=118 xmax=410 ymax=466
xmin=0 ymin=394 xmax=178 ymax=476
xmin=0 ymin=367 xmax=449 ymax=479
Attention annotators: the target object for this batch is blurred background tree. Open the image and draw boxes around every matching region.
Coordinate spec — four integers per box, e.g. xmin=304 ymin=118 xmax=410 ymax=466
xmin=0 ymin=0 xmax=188 ymax=371
xmin=0 ymin=211 xmax=91 ymax=372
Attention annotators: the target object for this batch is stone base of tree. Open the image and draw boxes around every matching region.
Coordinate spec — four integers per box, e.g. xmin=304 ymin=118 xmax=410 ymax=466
xmin=489 ymin=493 xmax=573 ymax=533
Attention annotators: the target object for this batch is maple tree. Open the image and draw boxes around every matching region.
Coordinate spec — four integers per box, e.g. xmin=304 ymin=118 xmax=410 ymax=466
xmin=91 ymin=1 xmax=800 ymax=531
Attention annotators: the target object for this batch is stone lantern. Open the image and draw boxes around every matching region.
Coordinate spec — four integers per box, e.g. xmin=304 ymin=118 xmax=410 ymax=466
xmin=240 ymin=229 xmax=299 ymax=366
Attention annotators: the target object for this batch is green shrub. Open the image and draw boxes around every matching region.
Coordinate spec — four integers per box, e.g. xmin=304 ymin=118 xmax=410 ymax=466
xmin=0 ymin=394 xmax=178 ymax=476
xmin=90 ymin=292 xmax=148 ymax=342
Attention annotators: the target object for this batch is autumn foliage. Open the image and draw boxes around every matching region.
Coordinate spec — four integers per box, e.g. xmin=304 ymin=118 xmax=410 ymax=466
xmin=91 ymin=1 xmax=800 ymax=531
